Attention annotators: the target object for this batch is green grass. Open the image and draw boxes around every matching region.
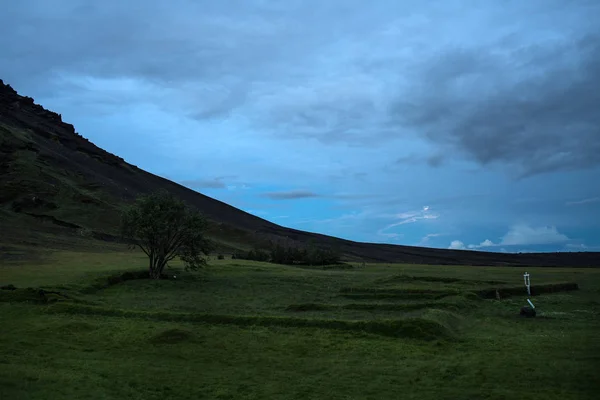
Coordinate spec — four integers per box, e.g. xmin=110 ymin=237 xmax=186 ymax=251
xmin=1 ymin=247 xmax=600 ymax=399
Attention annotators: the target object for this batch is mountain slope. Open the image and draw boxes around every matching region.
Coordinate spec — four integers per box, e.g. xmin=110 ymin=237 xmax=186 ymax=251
xmin=1 ymin=79 xmax=599 ymax=267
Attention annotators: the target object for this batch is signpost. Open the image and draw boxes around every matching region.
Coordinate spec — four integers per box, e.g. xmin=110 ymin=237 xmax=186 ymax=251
xmin=520 ymin=272 xmax=536 ymax=317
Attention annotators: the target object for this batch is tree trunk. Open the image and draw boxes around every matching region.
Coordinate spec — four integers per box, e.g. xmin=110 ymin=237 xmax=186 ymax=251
xmin=149 ymin=267 xmax=161 ymax=279
xmin=149 ymin=257 xmax=167 ymax=279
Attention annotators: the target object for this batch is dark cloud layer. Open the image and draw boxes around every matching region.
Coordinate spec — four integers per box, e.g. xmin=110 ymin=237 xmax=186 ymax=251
xmin=392 ymin=35 xmax=600 ymax=177
xmin=1 ymin=0 xmax=599 ymax=249
xmin=2 ymin=1 xmax=598 ymax=177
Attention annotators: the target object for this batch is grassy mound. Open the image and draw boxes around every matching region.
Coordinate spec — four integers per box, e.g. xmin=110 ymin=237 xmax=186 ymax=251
xmin=421 ymin=309 xmax=465 ymax=335
xmin=373 ymin=274 xmax=505 ymax=286
xmin=477 ymin=282 xmax=579 ymax=298
xmin=291 ymin=263 xmax=355 ymax=270
xmin=53 ymin=321 xmax=97 ymax=333
xmin=45 ymin=303 xmax=455 ymax=341
xmin=150 ymin=328 xmax=195 ymax=345
xmin=342 ymin=296 xmax=476 ymax=312
xmin=340 ymin=287 xmax=460 ymax=300
xmin=286 ymin=303 xmax=334 ymax=312
xmin=79 ymin=270 xmax=155 ymax=293
xmin=286 ymin=292 xmax=478 ymax=314
xmin=0 ymin=287 xmax=72 ymax=303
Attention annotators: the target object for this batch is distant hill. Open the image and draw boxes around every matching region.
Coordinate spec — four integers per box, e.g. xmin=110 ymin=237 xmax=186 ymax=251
xmin=1 ymin=78 xmax=599 ymax=267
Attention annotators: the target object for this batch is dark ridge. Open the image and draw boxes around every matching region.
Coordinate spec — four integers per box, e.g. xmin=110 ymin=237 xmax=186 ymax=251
xmin=2 ymin=78 xmax=600 ymax=266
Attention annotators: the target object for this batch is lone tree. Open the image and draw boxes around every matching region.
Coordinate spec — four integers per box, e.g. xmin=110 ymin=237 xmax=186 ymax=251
xmin=121 ymin=190 xmax=213 ymax=279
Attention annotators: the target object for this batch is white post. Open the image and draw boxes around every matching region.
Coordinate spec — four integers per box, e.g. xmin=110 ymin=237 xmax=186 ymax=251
xmin=523 ymin=272 xmax=531 ymax=296
xmin=524 ymin=272 xmax=535 ymax=311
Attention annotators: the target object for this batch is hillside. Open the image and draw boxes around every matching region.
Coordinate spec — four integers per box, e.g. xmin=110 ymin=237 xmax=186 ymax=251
xmin=1 ymin=78 xmax=599 ymax=267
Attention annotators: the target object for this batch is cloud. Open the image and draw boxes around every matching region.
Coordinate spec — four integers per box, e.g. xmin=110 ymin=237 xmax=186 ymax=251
xmin=243 ymin=209 xmax=269 ymax=217
xmin=261 ymin=190 xmax=319 ymax=200
xmin=396 ymin=153 xmax=445 ymax=168
xmin=378 ymin=206 xmax=439 ymax=239
xmin=381 ymin=206 xmax=438 ymax=228
xmin=499 ymin=224 xmax=569 ymax=246
xmin=417 ymin=233 xmax=441 ymax=246
xmin=448 ymin=240 xmax=466 ymax=250
xmin=457 ymin=225 xmax=573 ymax=251
xmin=467 ymin=239 xmax=495 ymax=249
xmin=181 ymin=176 xmax=234 ymax=189
xmin=391 ymin=33 xmax=600 ymax=177
xmin=566 ymin=197 xmax=600 ymax=206
xmin=1 ymin=1 xmax=599 ymax=252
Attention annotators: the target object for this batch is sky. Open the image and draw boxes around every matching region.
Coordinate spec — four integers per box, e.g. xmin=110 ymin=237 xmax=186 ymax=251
xmin=1 ymin=0 xmax=599 ymax=252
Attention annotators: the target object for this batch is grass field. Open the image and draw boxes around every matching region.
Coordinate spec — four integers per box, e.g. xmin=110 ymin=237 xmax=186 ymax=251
xmin=1 ymin=244 xmax=600 ymax=400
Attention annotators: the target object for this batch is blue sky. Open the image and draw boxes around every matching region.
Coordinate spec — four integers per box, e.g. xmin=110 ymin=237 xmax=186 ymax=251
xmin=1 ymin=0 xmax=599 ymax=252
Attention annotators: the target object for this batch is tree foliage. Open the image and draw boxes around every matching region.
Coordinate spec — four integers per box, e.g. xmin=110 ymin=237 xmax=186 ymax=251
xmin=121 ymin=190 xmax=213 ymax=279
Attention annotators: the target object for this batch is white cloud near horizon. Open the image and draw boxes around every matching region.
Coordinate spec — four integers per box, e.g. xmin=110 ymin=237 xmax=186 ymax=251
xmin=451 ymin=224 xmax=571 ymax=251
xmin=500 ymin=224 xmax=569 ymax=246
xmin=449 ymin=240 xmax=466 ymax=250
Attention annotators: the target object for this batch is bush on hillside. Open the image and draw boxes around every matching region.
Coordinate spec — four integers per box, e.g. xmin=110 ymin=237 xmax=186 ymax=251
xmin=232 ymin=242 xmax=341 ymax=266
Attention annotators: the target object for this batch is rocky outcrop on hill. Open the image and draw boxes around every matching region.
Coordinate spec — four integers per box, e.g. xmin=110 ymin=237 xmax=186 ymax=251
xmin=0 ymin=79 xmax=126 ymax=167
